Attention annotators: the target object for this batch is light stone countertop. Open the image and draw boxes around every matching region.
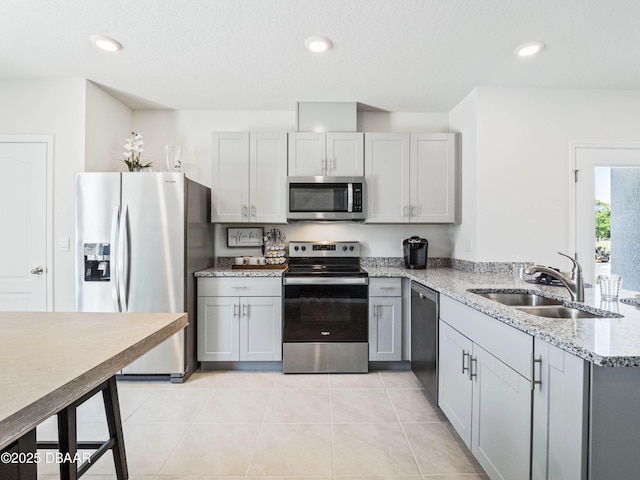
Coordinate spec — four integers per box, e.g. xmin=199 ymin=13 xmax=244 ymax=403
xmin=196 ymin=264 xmax=640 ymax=367
xmin=195 ymin=266 xmax=286 ymax=277
xmin=365 ymin=266 xmax=640 ymax=368
xmin=0 ymin=311 xmax=188 ymax=450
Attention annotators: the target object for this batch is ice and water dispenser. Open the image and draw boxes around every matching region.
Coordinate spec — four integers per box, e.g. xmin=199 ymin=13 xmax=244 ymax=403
xmin=83 ymin=243 xmax=110 ymax=281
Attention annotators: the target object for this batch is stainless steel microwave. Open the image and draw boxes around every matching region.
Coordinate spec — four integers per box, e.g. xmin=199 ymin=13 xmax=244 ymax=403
xmin=287 ymin=176 xmax=365 ymax=221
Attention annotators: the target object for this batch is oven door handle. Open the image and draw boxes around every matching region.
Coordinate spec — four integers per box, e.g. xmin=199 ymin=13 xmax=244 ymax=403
xmin=283 ymin=277 xmax=369 ymax=286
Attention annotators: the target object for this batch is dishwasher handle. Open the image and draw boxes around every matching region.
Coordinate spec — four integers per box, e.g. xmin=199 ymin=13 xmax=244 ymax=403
xmin=411 ymin=282 xmax=438 ymax=303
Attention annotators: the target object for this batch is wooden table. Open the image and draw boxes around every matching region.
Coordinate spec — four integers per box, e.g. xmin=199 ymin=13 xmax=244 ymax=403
xmin=0 ymin=311 xmax=188 ymax=479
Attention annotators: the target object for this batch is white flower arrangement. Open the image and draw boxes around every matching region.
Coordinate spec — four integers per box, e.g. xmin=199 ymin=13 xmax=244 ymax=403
xmin=122 ymin=132 xmax=152 ymax=171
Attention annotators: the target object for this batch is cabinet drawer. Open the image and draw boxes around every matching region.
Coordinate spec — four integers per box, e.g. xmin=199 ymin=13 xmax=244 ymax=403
xmin=369 ymin=278 xmax=402 ymax=296
xmin=198 ymin=277 xmax=282 ymax=297
xmin=440 ymin=295 xmax=533 ymax=379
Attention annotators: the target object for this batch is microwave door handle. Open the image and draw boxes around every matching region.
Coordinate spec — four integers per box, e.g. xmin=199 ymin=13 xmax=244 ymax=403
xmin=347 ymin=183 xmax=353 ymax=213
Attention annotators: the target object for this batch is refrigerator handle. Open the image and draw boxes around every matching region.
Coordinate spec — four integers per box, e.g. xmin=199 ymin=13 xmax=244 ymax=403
xmin=118 ymin=204 xmax=130 ymax=312
xmin=110 ymin=205 xmax=121 ymax=312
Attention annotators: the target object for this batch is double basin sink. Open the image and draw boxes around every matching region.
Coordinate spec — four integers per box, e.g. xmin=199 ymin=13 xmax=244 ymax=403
xmin=468 ymin=290 xmax=621 ymax=319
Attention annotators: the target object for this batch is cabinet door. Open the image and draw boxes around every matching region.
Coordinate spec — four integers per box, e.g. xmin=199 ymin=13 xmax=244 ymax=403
xmin=250 ymin=132 xmax=287 ymax=223
xmin=369 ymin=296 xmax=402 ymax=361
xmin=471 ymin=344 xmax=531 ymax=480
xmin=326 ymin=132 xmax=364 ymax=176
xmin=364 ymin=133 xmax=410 ymax=223
xmin=438 ymin=320 xmax=473 ymax=447
xmin=197 ymin=296 xmax=240 ymax=361
xmin=239 ymin=296 xmax=282 ymax=361
xmin=532 ymin=338 xmax=588 ymax=480
xmin=410 ymin=133 xmax=457 ymax=223
xmin=288 ymin=132 xmax=326 ymax=176
xmin=211 ymin=132 xmax=250 ymax=222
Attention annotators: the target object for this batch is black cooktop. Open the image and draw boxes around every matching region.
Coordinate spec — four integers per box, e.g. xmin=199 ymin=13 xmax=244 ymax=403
xmin=285 ymin=241 xmax=366 ymax=277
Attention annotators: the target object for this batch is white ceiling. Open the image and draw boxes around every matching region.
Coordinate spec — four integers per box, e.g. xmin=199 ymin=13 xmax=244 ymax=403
xmin=2 ymin=0 xmax=640 ymax=112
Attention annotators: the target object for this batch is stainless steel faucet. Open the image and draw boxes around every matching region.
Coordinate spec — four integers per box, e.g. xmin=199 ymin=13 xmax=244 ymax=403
xmin=524 ymin=252 xmax=585 ymax=302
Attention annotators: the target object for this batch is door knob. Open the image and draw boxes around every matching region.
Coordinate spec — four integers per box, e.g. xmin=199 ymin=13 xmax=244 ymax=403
xmin=30 ymin=266 xmax=44 ymax=275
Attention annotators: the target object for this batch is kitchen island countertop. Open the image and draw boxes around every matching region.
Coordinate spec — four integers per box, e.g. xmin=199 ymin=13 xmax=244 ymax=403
xmin=0 ymin=311 xmax=188 ymax=450
xmin=196 ymin=264 xmax=640 ymax=367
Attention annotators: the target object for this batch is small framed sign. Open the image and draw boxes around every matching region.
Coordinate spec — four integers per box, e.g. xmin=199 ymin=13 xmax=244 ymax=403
xmin=227 ymin=227 xmax=264 ymax=248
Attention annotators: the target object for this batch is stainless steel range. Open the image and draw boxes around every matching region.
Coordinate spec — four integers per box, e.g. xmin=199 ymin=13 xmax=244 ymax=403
xmin=282 ymin=241 xmax=369 ymax=373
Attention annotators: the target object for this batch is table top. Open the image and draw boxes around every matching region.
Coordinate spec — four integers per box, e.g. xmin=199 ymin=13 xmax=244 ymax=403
xmin=0 ymin=311 xmax=188 ymax=450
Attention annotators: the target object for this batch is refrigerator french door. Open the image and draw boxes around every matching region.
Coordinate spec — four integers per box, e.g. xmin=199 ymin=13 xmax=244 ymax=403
xmin=75 ymin=172 xmax=214 ymax=382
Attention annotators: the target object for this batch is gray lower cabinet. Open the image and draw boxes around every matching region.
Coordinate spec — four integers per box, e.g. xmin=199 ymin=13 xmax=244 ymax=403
xmin=532 ymin=338 xmax=588 ymax=480
xmin=368 ymin=278 xmax=402 ymax=361
xmin=197 ymin=277 xmax=282 ymax=361
xmin=439 ymin=295 xmax=533 ymax=480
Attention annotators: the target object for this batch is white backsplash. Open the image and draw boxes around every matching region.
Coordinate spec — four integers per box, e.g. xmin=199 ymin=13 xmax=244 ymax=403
xmin=213 ymin=223 xmax=454 ymax=258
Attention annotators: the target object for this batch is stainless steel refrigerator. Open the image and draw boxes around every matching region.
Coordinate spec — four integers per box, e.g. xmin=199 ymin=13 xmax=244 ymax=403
xmin=75 ymin=172 xmax=214 ymax=382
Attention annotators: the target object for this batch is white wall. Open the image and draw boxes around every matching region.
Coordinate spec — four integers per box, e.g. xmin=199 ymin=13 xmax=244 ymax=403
xmin=85 ymin=81 xmax=133 ymax=172
xmin=448 ymin=88 xmax=478 ymax=262
xmin=133 ymin=109 xmax=454 ymax=258
xmin=0 ymin=79 xmax=86 ymax=311
xmin=132 ymin=110 xmax=295 ymax=185
xmin=452 ymin=87 xmax=640 ymax=267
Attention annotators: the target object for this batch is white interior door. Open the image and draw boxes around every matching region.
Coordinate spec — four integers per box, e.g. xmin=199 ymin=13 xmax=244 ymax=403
xmin=574 ymin=145 xmax=640 ymax=285
xmin=0 ymin=139 xmax=49 ymax=311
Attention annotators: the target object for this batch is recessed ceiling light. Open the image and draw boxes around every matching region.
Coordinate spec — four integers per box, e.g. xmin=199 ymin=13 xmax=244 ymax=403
xmin=515 ymin=41 xmax=545 ymax=57
xmin=91 ymin=35 xmax=123 ymax=52
xmin=305 ymin=36 xmax=332 ymax=53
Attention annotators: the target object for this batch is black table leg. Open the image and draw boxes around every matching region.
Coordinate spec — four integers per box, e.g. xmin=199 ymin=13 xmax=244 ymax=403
xmin=102 ymin=376 xmax=128 ymax=480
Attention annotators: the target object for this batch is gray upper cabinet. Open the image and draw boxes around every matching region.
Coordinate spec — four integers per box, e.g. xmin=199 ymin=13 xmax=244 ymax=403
xmin=364 ymin=132 xmax=459 ymax=223
xmin=288 ymin=132 xmax=364 ymax=176
xmin=211 ymin=132 xmax=287 ymax=223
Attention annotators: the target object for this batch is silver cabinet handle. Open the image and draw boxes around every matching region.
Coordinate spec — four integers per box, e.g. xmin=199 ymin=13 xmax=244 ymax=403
xmin=251 ymin=204 xmax=256 ymax=218
xmin=403 ymin=205 xmax=409 ymax=218
xmin=242 ymin=204 xmax=248 ymax=218
xmin=30 ymin=266 xmax=44 ymax=275
xmin=531 ymin=354 xmax=543 ymax=390
xmin=411 ymin=205 xmax=417 ymax=218
xmin=242 ymin=304 xmax=248 ymax=317
xmin=321 ymin=158 xmax=327 ymax=175
xmin=233 ymin=304 xmax=239 ymax=318
xmin=470 ymin=356 xmax=478 ymax=380
xmin=462 ymin=350 xmax=470 ymax=374
xmin=372 ymin=304 xmax=377 ymax=318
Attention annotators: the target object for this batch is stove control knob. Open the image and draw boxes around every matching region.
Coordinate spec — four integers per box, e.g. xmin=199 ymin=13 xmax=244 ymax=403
xmin=301 ymin=246 xmax=306 ymax=251
xmin=349 ymin=246 xmax=355 ymax=251
xmin=294 ymin=246 xmax=299 ymax=251
xmin=342 ymin=246 xmax=348 ymax=251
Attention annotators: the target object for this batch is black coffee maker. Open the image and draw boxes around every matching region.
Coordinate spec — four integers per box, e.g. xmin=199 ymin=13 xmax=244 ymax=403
xmin=403 ymin=236 xmax=428 ymax=269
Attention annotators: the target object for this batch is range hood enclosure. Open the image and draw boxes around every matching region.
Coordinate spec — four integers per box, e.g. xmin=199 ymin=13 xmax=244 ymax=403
xmin=296 ymin=101 xmax=357 ymax=132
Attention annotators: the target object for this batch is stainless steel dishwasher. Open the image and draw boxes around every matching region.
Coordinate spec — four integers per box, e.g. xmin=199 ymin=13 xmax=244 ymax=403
xmin=411 ymin=281 xmax=439 ymax=404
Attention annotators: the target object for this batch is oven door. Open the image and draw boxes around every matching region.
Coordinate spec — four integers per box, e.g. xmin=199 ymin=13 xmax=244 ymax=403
xmin=283 ymin=277 xmax=368 ymax=342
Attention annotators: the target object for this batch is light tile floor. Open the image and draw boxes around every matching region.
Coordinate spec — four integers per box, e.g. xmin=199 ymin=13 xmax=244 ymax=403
xmin=37 ymin=369 xmax=487 ymax=480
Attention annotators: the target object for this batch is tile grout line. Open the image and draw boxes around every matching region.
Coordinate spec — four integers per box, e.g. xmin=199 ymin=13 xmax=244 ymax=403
xmin=243 ymin=371 xmax=277 ymax=479
xmin=151 ymin=383 xmax=219 ymax=478
xmin=328 ymin=372 xmax=336 ymax=479
xmin=381 ymin=373 xmax=425 ymax=478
